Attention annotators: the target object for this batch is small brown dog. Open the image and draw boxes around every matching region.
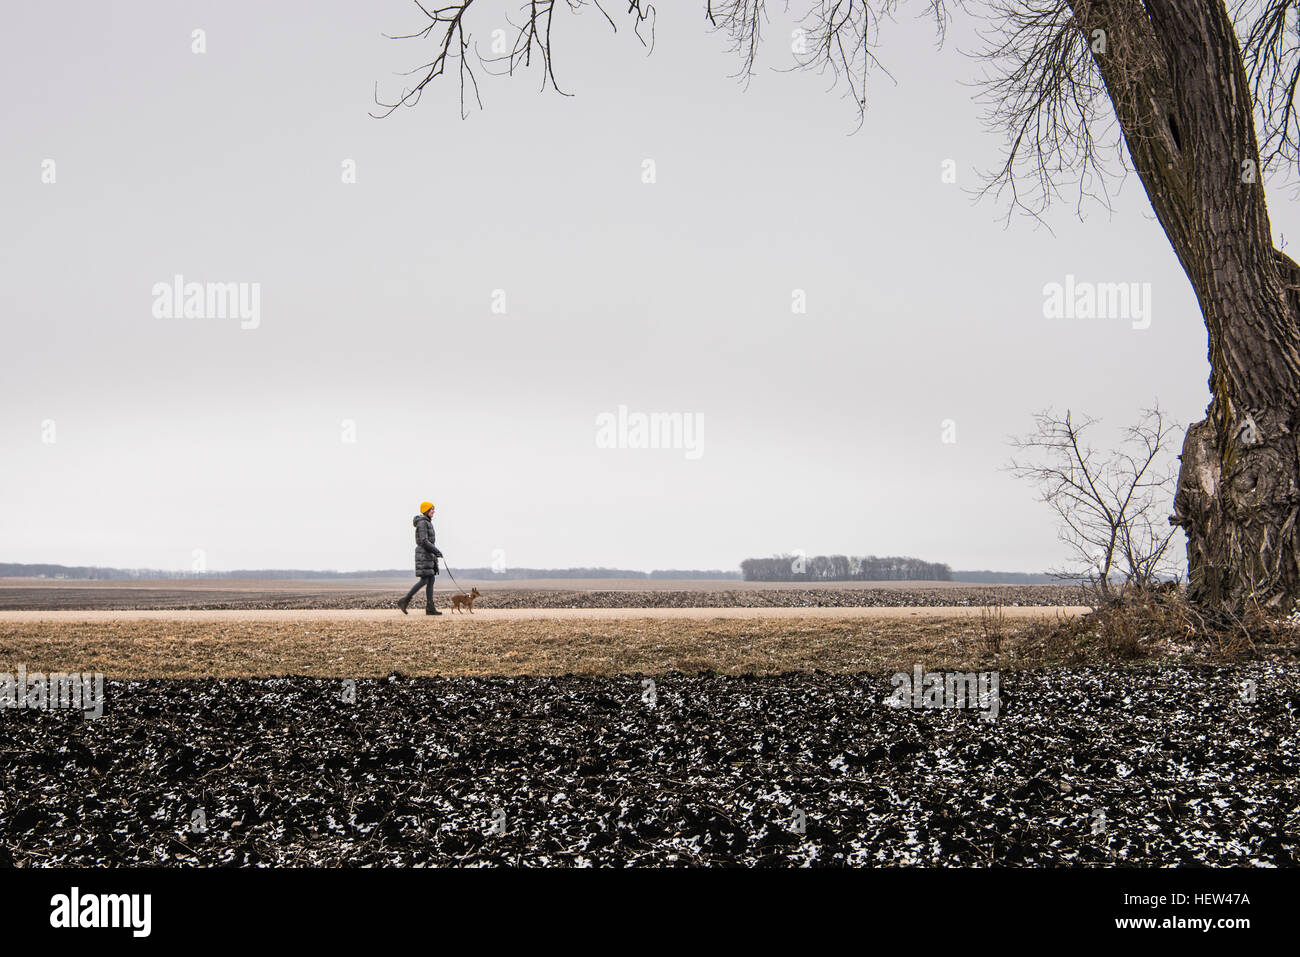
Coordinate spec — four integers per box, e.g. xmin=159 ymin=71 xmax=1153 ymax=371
xmin=450 ymin=587 xmax=480 ymax=613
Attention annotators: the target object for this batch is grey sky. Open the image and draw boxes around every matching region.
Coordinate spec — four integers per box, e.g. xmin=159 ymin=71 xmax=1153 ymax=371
xmin=2 ymin=2 xmax=1295 ymax=574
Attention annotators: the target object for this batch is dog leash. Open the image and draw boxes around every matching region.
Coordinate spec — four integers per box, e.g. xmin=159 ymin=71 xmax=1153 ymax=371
xmin=439 ymin=557 xmax=467 ymax=594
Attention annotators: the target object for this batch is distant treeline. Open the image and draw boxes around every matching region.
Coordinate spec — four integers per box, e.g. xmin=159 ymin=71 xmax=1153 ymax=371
xmin=0 ymin=562 xmax=741 ymax=581
xmin=0 ymin=563 xmax=182 ymax=580
xmin=740 ymin=555 xmax=952 ymax=582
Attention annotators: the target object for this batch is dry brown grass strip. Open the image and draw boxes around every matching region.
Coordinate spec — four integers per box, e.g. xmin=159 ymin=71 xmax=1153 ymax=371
xmin=0 ymin=615 xmax=1057 ymax=679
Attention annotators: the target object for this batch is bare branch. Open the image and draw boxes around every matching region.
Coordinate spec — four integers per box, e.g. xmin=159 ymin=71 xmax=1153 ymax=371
xmin=1236 ymin=0 xmax=1300 ymax=176
xmin=971 ymin=0 xmax=1128 ymax=224
xmin=373 ymin=1 xmax=481 ymax=118
xmin=377 ymin=0 xmax=1300 ymax=209
xmin=375 ymin=1 xmax=658 ymax=117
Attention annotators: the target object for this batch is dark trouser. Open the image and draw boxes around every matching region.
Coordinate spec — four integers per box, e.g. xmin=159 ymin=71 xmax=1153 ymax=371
xmin=403 ymin=575 xmax=436 ymax=610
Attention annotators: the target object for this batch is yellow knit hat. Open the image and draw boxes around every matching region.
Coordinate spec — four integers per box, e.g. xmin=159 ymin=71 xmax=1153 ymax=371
xmin=419 ymin=501 xmax=434 ymax=514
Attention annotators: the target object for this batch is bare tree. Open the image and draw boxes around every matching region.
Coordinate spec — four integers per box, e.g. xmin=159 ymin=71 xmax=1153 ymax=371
xmin=378 ymin=1 xmax=1300 ymax=614
xmin=1009 ymin=407 xmax=1182 ymax=599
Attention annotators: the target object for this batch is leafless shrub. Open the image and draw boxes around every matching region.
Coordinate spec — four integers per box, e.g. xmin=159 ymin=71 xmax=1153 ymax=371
xmin=1088 ymin=598 xmax=1159 ymax=659
xmin=1041 ymin=612 xmax=1084 ymax=664
xmin=979 ymin=604 xmax=1006 ymax=655
xmin=1008 ymin=405 xmax=1181 ymax=604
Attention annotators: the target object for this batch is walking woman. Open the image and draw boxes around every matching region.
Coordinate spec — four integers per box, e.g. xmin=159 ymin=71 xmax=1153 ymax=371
xmin=399 ymin=501 xmax=443 ymax=615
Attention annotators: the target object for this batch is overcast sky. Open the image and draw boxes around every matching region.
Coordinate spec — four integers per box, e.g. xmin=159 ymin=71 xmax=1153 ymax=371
xmin=3 ymin=1 xmax=1296 ymax=575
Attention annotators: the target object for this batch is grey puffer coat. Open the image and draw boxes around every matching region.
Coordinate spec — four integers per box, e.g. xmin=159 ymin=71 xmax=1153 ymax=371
xmin=413 ymin=514 xmax=443 ymax=576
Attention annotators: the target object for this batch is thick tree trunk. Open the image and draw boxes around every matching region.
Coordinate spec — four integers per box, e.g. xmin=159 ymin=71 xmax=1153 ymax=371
xmin=1075 ymin=0 xmax=1300 ymax=613
xmin=1174 ymin=251 xmax=1300 ymax=611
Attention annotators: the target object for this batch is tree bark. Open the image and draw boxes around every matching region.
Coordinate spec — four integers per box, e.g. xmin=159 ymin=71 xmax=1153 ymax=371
xmin=1074 ymin=0 xmax=1300 ymax=612
xmin=1174 ymin=250 xmax=1300 ymax=610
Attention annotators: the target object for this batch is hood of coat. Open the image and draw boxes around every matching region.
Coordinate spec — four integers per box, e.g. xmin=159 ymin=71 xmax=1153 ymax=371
xmin=413 ymin=514 xmax=431 ymax=528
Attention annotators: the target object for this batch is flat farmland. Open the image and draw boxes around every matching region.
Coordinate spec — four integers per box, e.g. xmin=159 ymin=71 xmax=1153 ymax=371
xmin=4 ymin=668 xmax=1296 ymax=866
xmin=0 ymin=577 xmax=1087 ymax=610
xmin=0 ymin=578 xmax=1088 ymax=678
xmin=6 ymin=577 xmax=1295 ymax=868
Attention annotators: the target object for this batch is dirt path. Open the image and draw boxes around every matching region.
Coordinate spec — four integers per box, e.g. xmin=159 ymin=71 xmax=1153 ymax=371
xmin=0 ymin=605 xmax=1088 ymax=623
